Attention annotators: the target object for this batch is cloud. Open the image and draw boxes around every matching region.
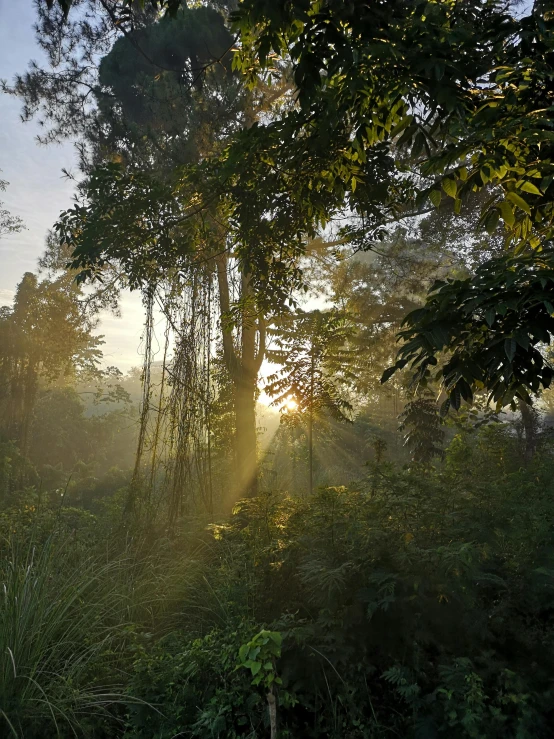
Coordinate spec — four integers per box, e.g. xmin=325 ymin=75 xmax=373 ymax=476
xmin=0 ymin=288 xmax=14 ymax=306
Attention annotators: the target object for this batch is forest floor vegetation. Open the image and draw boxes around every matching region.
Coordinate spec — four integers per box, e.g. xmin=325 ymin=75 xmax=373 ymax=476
xmin=1 ymin=422 xmax=553 ymax=738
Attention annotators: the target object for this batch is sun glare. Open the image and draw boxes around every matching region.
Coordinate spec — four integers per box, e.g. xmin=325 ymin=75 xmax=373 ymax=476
xmin=285 ymin=397 xmax=298 ymax=412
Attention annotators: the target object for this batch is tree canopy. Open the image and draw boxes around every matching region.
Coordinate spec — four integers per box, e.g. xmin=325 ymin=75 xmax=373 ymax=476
xmin=230 ymin=0 xmax=554 ymax=408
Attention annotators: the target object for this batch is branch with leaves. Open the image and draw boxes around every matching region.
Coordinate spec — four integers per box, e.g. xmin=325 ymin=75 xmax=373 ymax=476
xmin=0 ymin=176 xmax=25 ymax=239
xmin=383 ymin=250 xmax=554 ymax=411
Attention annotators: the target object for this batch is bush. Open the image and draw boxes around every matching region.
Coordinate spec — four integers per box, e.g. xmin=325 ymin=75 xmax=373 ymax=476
xmin=2 ymin=424 xmax=554 ymax=737
xmin=123 ymin=428 xmax=554 ymax=738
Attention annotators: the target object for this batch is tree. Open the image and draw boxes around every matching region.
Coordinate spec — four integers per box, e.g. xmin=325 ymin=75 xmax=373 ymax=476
xmin=54 ymin=5 xmax=271 ymax=499
xmin=36 ymin=1 xmax=554 ymax=410
xmin=323 ymin=225 xmax=465 ymax=390
xmin=233 ymin=1 xmax=554 ymax=244
xmin=0 ymin=270 xmax=103 ymax=455
xmin=13 ymin=5 xmax=394 ymax=512
xmin=231 ymin=0 xmax=554 ymax=410
xmin=44 ymin=1 xmax=554 ymax=255
xmin=265 ymin=309 xmax=355 ymax=494
xmin=11 ymin=3 xmax=280 ymax=500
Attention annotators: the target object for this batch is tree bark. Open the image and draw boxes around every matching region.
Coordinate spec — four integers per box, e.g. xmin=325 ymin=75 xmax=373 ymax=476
xmin=236 ymin=272 xmax=262 ymax=497
xmin=215 ymin=255 xmax=265 ymax=498
xmin=518 ymin=398 xmax=538 ymax=464
xmin=308 ymin=350 xmax=314 ymax=496
xmin=235 ymin=373 xmax=258 ymax=497
xmin=267 ymin=687 xmax=278 ymax=739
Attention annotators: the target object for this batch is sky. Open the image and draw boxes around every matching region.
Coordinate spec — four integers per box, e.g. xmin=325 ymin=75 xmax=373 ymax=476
xmin=0 ymin=0 xmax=146 ymax=372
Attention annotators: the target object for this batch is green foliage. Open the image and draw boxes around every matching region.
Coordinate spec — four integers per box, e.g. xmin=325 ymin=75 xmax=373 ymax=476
xmin=0 ymin=537 xmax=130 ymax=737
xmin=237 ymin=629 xmax=282 ymax=689
xmin=265 ymin=309 xmax=355 ymax=420
xmin=119 ymin=426 xmax=554 ymax=737
xmin=57 ymin=164 xmax=188 ymax=289
xmin=97 ymin=4 xmax=238 ymax=161
xmin=0 ymin=269 xmax=135 ymax=492
xmin=0 ymin=271 xmax=102 ymax=382
xmin=230 ymin=1 xmax=554 ymax=407
xmin=398 ymin=395 xmax=445 ymax=464
xmin=0 ymin=417 xmax=553 ymax=737
xmin=8 ymin=6 xmax=554 ymax=739
xmin=0 ymin=270 xmax=106 ymax=466
xmin=125 ymin=625 xmax=267 ymax=739
xmin=233 ymin=1 xmax=554 ymax=252
xmin=383 ymin=249 xmax=554 ymax=410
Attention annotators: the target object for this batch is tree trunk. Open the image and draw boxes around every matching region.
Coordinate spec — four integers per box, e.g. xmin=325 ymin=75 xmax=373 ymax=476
xmin=518 ymin=398 xmax=538 ymax=464
xmin=213 ymin=91 xmax=267 ymax=500
xmin=235 ymin=374 xmax=258 ymax=497
xmin=236 ymin=271 xmax=261 ymax=497
xmin=215 ymin=255 xmax=265 ymax=498
xmin=308 ymin=406 xmax=313 ymax=497
xmin=308 ymin=350 xmax=315 ymax=495
xmin=267 ymin=687 xmax=278 ymax=739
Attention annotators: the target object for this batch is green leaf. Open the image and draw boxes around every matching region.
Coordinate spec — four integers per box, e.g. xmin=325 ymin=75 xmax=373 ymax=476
xmin=518 ymin=181 xmax=542 ymax=196
xmin=381 ymin=366 xmax=398 ymax=384
xmin=484 ymin=208 xmax=500 ymax=234
xmin=267 ymin=631 xmax=282 ymax=646
xmin=504 ymin=338 xmax=517 ymax=362
xmin=514 ymin=330 xmax=530 ymax=350
xmin=389 ymin=115 xmax=413 ymax=139
xmin=396 ymin=123 xmax=416 ymax=149
xmin=442 ymin=179 xmax=457 ymax=198
xmin=429 ymin=189 xmax=442 ymax=208
xmin=412 ymin=131 xmax=426 ymax=158
xmin=485 ymin=308 xmax=496 ymax=327
xmin=506 ymin=191 xmax=531 ymax=215
xmin=499 ymin=200 xmax=515 ymax=227
xmin=450 ymin=387 xmax=461 ymax=411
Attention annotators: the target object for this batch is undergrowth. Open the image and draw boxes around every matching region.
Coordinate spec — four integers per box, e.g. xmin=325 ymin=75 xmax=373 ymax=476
xmin=1 ymin=424 xmax=554 ymax=737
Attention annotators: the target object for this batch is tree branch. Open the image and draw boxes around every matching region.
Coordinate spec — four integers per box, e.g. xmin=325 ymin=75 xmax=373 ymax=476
xmin=254 ymin=315 xmax=266 ymax=373
xmin=215 ymin=253 xmax=238 ymax=377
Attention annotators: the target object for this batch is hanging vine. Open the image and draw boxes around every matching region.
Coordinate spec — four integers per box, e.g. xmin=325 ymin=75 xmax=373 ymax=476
xmin=130 ymin=264 xmax=220 ymax=526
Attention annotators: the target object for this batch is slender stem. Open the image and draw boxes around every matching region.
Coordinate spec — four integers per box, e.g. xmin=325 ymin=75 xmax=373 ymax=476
xmin=308 ymin=408 xmax=313 ymax=497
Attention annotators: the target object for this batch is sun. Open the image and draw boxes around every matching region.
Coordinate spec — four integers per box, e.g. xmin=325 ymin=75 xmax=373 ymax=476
xmin=285 ymin=397 xmax=298 ymax=412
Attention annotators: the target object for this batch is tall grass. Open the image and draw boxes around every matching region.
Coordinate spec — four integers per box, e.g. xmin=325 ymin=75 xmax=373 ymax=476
xmin=0 ymin=535 xmax=150 ymax=738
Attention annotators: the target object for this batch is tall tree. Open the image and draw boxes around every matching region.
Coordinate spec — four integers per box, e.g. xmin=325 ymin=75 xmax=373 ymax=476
xmin=0 ymin=270 xmax=103 ymax=455
xmin=265 ymin=309 xmax=354 ymax=494
xmin=12 ymin=2 xmax=301 ymax=499
xmin=38 ymin=1 xmax=554 ymax=410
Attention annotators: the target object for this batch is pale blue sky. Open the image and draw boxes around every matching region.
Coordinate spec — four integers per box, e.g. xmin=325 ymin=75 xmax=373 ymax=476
xmin=0 ymin=0 xmax=146 ymax=371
